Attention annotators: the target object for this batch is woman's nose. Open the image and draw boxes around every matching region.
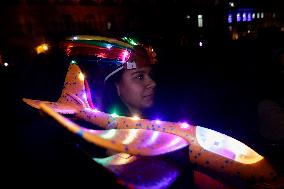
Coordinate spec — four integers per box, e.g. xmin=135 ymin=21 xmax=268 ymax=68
xmin=146 ymin=77 xmax=156 ymax=89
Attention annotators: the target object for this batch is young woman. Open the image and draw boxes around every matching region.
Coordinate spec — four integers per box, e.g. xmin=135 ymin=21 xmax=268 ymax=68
xmin=101 ymin=44 xmax=157 ymax=118
xmin=64 ymin=35 xmax=158 ymax=119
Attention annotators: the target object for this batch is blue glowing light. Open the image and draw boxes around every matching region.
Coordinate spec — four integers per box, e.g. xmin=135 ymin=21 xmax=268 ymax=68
xmin=106 ymin=44 xmax=113 ymax=49
xmin=242 ymin=13 xmax=247 ymax=22
xmin=228 ymin=14 xmax=233 ymax=23
xmin=247 ymin=13 xmax=252 ymax=21
xmin=236 ymin=13 xmax=241 ymax=22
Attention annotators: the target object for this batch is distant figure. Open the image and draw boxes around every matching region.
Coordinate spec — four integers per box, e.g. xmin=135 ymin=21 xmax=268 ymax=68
xmin=258 ymin=48 xmax=284 ymax=142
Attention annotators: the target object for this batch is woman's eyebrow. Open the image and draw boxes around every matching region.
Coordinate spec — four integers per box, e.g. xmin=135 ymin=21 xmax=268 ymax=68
xmin=131 ymin=70 xmax=145 ymax=76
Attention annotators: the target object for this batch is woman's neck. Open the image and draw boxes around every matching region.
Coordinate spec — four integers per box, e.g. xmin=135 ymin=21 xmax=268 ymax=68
xmin=127 ymin=105 xmax=142 ymax=117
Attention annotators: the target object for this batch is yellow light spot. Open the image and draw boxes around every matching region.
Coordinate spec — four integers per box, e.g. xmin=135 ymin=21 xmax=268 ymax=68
xmin=131 ymin=115 xmax=140 ymax=120
xmin=232 ymin=32 xmax=239 ymax=40
xmin=42 ymin=44 xmax=48 ymax=50
xmin=35 ymin=43 xmax=49 ymax=54
xmin=78 ymin=72 xmax=85 ymax=81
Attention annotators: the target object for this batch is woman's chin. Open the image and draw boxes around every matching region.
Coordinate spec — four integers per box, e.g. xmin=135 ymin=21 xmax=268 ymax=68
xmin=142 ymin=100 xmax=154 ymax=109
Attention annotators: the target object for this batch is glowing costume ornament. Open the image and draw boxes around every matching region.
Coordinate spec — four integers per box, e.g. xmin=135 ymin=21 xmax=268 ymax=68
xmin=23 ymin=36 xmax=276 ymax=187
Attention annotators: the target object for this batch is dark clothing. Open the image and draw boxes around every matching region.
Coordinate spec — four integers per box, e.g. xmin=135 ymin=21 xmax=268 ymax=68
xmin=6 ymin=98 xmax=124 ymax=188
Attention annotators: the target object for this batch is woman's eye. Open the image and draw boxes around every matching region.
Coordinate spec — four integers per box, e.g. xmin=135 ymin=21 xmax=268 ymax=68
xmin=135 ymin=74 xmax=144 ymax=80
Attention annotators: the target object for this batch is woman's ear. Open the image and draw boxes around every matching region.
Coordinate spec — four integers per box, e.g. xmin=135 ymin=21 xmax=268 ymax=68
xmin=115 ymin=83 xmax=120 ymax=96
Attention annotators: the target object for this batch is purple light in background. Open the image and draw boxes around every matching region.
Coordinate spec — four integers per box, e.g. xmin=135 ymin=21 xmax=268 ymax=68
xmin=236 ymin=13 xmax=241 ymax=22
xmin=242 ymin=13 xmax=247 ymax=22
xmin=247 ymin=13 xmax=252 ymax=21
xmin=228 ymin=13 xmax=233 ymax=23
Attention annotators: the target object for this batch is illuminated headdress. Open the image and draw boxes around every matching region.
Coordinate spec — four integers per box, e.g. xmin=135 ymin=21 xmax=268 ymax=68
xmin=62 ymin=35 xmax=157 ymax=82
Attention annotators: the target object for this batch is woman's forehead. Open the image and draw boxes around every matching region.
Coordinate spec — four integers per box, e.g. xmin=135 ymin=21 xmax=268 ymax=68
xmin=126 ymin=66 xmax=152 ymax=74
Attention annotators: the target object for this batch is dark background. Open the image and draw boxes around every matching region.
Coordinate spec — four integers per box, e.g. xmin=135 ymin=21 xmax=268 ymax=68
xmin=1 ymin=0 xmax=284 ymax=187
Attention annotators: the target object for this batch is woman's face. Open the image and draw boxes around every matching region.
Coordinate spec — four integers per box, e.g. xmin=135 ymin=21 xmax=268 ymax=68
xmin=116 ymin=66 xmax=156 ymax=114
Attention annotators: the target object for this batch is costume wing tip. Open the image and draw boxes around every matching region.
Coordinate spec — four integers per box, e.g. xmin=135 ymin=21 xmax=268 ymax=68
xmin=23 ymin=97 xmax=78 ymax=114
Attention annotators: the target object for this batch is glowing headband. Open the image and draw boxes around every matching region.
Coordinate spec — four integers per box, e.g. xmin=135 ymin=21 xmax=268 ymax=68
xmin=62 ymin=35 xmax=157 ymax=81
xmin=63 ymin=35 xmax=133 ymax=62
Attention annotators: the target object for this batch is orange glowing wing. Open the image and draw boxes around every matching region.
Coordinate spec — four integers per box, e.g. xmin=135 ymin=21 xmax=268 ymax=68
xmin=39 ymin=103 xmax=188 ymax=156
xmin=22 ymin=64 xmax=91 ymax=114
